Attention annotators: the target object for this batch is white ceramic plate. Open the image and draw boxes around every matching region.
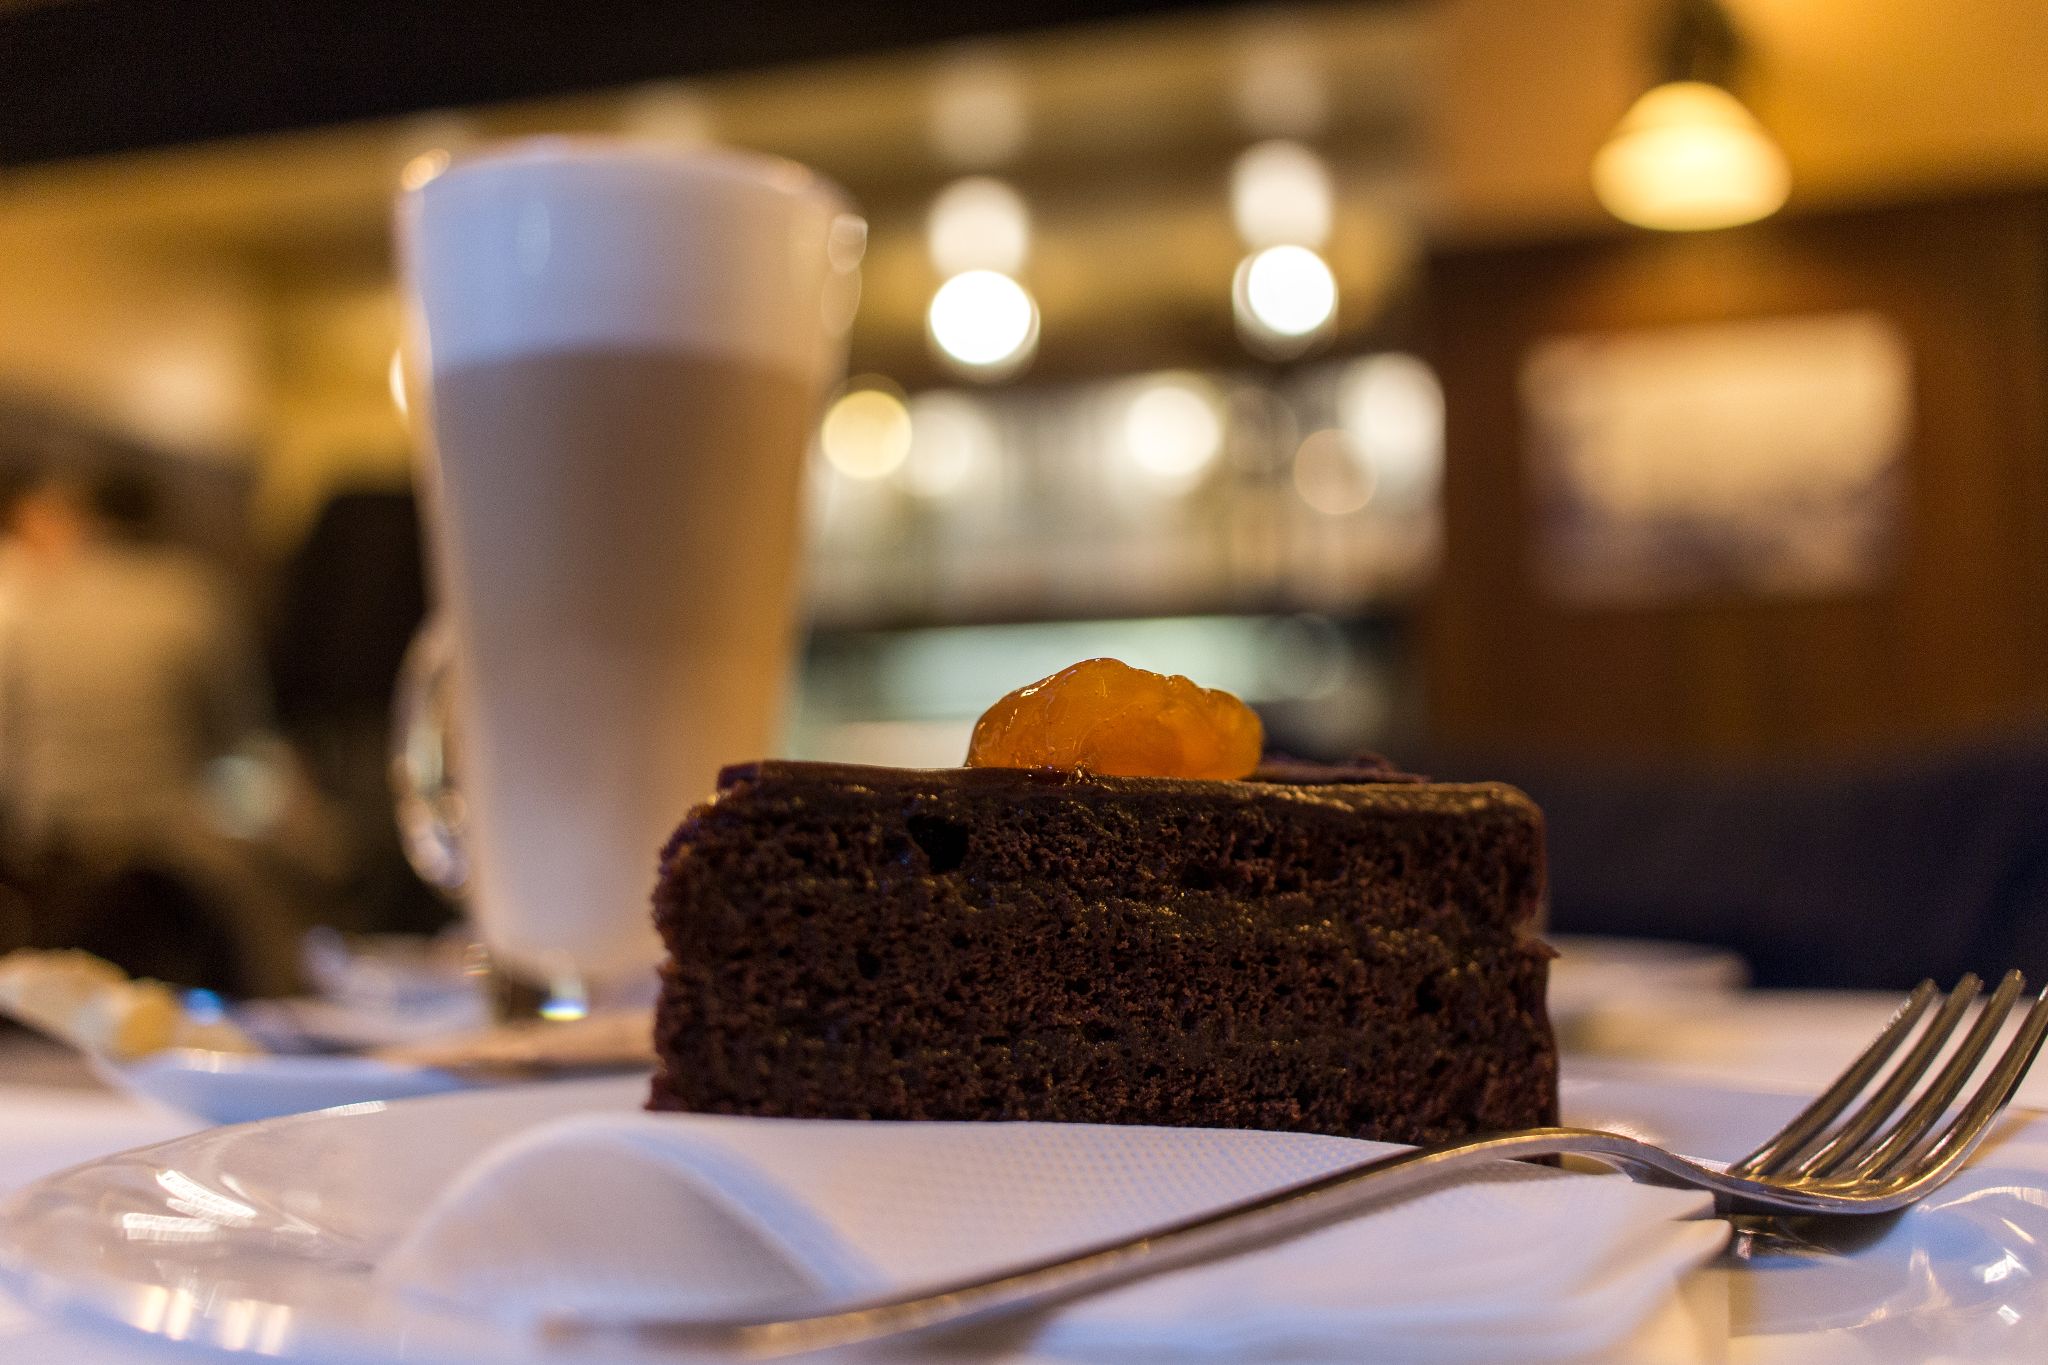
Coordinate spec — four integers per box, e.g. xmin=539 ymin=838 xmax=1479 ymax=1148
xmin=91 ymin=1049 xmax=474 ymax=1127
xmin=4 ymin=1071 xmax=2047 ymax=1363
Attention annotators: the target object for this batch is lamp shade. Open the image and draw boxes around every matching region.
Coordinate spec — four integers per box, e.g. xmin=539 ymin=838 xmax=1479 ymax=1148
xmin=1593 ymin=80 xmax=1790 ymax=231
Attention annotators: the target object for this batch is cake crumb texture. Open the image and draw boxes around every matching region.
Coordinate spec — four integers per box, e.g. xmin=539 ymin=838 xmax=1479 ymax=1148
xmin=649 ymin=762 xmax=1556 ymax=1145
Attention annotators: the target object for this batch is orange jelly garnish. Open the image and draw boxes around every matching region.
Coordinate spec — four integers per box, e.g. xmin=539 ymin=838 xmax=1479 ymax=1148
xmin=966 ymin=658 xmax=1263 ymax=781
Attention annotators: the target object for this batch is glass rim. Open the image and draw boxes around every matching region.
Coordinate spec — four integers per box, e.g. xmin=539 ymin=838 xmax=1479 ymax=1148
xmin=401 ymin=134 xmax=857 ymax=220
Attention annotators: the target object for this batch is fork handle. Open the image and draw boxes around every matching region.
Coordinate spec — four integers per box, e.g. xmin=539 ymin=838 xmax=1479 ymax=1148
xmin=618 ymin=1126 xmax=1742 ymax=1358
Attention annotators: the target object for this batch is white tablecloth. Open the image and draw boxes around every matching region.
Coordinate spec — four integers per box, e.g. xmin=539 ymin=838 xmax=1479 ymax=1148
xmin=3 ymin=991 xmax=2040 ymax=1363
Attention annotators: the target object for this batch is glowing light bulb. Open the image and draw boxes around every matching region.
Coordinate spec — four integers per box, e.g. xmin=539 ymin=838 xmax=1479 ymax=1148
xmin=1234 ymin=245 xmax=1338 ymax=349
xmin=1231 ymin=140 xmax=1333 ymax=249
xmin=820 ymin=384 xmax=913 ymax=480
xmin=927 ymin=177 xmax=1030 ymax=276
xmin=928 ymin=270 xmax=1039 ymax=377
xmin=1593 ymin=81 xmax=1790 ymax=231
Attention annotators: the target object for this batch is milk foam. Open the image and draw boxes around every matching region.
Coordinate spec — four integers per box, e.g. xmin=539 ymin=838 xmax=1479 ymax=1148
xmin=399 ymin=140 xmax=862 ymax=378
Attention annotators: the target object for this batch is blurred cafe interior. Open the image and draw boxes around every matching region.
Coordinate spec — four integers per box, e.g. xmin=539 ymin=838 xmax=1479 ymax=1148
xmin=2 ymin=0 xmax=2047 ymax=998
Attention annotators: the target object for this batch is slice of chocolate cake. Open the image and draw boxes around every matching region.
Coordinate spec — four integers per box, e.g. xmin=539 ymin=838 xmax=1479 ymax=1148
xmin=649 ymin=760 xmax=1556 ymax=1145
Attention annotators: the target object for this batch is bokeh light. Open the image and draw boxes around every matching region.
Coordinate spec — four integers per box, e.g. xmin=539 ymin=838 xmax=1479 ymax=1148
xmin=1231 ymin=140 xmax=1333 ymax=249
xmin=820 ymin=382 xmax=914 ymax=480
xmin=1235 ymin=244 xmax=1338 ymax=344
xmin=1122 ymin=375 xmax=1224 ymax=490
xmin=1292 ymin=428 xmax=1377 ymax=515
xmin=928 ymin=270 xmax=1039 ymax=376
xmin=1336 ymin=353 xmax=1443 ymax=506
xmin=901 ymin=391 xmax=1001 ymax=499
xmin=1232 ymin=32 xmax=1329 ymax=139
xmin=927 ymin=176 xmax=1031 ymax=276
xmin=928 ymin=57 xmax=1029 ymax=168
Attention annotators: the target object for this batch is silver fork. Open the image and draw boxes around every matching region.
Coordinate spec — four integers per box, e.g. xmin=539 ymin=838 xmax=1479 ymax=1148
xmin=632 ymin=971 xmax=2048 ymax=1358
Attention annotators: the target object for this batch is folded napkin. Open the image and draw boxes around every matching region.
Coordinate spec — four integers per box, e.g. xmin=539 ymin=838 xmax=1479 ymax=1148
xmin=379 ymin=1112 xmax=1730 ymax=1362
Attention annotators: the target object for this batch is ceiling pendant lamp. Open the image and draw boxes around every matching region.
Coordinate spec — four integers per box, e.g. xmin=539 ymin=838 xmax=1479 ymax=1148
xmin=1594 ymin=0 xmax=1790 ymax=232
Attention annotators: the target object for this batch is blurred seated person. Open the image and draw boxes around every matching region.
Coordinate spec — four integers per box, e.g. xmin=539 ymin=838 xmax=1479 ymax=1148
xmin=0 ymin=467 xmax=328 ymax=994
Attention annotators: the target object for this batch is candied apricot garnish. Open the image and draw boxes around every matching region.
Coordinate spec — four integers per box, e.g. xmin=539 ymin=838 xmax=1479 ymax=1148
xmin=966 ymin=658 xmax=1263 ymax=781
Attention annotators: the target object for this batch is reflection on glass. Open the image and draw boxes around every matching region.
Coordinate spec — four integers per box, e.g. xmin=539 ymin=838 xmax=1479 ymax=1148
xmin=387 ymin=348 xmax=408 ymax=416
xmin=155 ymin=1168 xmax=257 ymax=1224
xmin=120 ymin=1212 xmax=224 ymax=1244
xmin=211 ymin=1298 xmax=295 ymax=1353
xmin=398 ymin=149 xmax=449 ymax=192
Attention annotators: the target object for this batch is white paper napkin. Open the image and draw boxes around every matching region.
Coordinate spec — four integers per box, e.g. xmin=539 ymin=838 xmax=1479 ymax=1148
xmin=379 ymin=1112 xmax=1730 ymax=1362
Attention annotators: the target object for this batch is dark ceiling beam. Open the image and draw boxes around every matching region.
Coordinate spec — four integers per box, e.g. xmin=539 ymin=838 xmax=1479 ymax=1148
xmin=0 ymin=0 xmax=1257 ymax=167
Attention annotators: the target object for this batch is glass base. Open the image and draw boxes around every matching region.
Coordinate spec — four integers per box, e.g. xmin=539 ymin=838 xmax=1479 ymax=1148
xmin=465 ymin=943 xmax=657 ymax=1024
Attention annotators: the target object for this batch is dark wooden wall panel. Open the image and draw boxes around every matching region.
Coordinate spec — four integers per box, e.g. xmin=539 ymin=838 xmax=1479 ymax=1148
xmin=1424 ymin=193 xmax=2048 ymax=763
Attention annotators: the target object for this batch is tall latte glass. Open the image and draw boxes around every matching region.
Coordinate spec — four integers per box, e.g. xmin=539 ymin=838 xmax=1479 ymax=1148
xmin=397 ymin=141 xmax=861 ymax=1007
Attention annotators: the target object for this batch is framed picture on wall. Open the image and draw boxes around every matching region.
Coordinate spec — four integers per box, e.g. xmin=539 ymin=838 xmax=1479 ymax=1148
xmin=1521 ymin=310 xmax=1911 ymax=605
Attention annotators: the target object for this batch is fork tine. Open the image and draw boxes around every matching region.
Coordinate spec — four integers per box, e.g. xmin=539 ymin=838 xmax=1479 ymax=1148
xmin=1781 ymin=974 xmax=1982 ymax=1179
xmin=1727 ymin=979 xmax=1937 ymax=1178
xmin=1876 ymin=984 xmax=2048 ymax=1193
xmin=1836 ymin=970 xmax=2027 ymax=1179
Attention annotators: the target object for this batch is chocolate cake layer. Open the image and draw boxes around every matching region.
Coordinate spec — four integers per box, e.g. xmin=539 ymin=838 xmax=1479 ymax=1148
xmin=649 ymin=761 xmax=1556 ymax=1145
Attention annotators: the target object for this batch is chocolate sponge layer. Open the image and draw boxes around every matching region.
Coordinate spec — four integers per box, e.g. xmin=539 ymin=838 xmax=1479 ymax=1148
xmin=648 ymin=761 xmax=1557 ymax=1145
